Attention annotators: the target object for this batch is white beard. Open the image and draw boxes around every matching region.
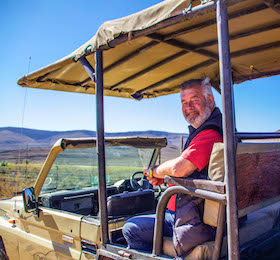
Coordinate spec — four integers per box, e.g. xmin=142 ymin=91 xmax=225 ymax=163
xmin=189 ymin=103 xmax=212 ymax=129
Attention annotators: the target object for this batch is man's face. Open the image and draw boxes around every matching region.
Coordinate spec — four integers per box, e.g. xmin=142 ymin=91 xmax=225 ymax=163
xmin=180 ymin=85 xmax=214 ymax=128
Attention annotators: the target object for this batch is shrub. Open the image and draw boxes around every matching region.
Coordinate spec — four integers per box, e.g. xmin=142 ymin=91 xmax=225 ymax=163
xmin=0 ymin=162 xmax=7 ymax=167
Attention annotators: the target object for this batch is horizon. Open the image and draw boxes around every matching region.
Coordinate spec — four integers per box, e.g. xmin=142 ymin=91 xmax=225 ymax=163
xmin=2 ymin=123 xmax=280 ymax=135
xmin=0 ymin=126 xmax=189 ymax=135
xmin=1 ymin=0 xmax=280 ymax=134
xmin=0 ymin=126 xmax=189 ymax=155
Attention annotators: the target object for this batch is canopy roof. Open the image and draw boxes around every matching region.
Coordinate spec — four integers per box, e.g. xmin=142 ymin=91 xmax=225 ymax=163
xmin=18 ymin=0 xmax=280 ymax=100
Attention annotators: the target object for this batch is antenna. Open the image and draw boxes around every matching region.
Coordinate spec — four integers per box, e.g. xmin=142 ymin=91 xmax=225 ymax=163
xmin=18 ymin=57 xmax=31 ymax=164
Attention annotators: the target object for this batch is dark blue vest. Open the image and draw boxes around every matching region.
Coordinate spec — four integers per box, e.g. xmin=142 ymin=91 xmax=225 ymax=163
xmin=183 ymin=107 xmax=223 ymax=179
xmin=173 ymin=108 xmax=222 ymax=260
xmin=173 ymin=108 xmax=223 ymax=258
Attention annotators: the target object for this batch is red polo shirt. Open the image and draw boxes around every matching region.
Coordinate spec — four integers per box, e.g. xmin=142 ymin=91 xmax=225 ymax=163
xmin=167 ymin=129 xmax=223 ymax=212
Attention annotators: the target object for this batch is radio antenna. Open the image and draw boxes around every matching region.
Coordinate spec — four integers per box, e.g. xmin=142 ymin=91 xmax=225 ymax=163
xmin=18 ymin=57 xmax=31 ymax=164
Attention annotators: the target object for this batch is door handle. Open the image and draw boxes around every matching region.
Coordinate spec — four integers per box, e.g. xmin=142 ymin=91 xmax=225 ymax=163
xmin=62 ymin=235 xmax=74 ymax=244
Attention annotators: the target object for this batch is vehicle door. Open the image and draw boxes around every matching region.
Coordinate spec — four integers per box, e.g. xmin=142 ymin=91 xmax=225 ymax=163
xmin=18 ymin=204 xmax=82 ymax=260
xmin=16 ymin=147 xmax=91 ymax=260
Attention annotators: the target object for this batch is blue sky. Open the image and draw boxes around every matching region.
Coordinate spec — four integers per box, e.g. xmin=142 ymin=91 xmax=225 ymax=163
xmin=1 ymin=0 xmax=279 ymax=134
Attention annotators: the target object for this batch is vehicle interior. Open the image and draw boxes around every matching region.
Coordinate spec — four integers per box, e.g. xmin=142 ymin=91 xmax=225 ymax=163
xmin=35 ymin=137 xmax=168 ymax=245
xmin=39 ymin=176 xmax=155 ymax=217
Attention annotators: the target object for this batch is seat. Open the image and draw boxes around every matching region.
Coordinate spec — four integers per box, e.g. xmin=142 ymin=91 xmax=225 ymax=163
xmin=163 ymin=141 xmax=280 ymax=259
xmin=163 ymin=200 xmax=280 ymax=259
xmin=107 ymin=189 xmax=155 ymax=218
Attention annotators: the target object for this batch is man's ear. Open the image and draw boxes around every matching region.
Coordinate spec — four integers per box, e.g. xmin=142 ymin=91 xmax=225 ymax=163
xmin=208 ymin=94 xmax=215 ymax=110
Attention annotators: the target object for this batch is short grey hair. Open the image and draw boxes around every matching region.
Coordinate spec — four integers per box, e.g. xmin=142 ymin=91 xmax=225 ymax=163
xmin=179 ymin=77 xmax=213 ymax=98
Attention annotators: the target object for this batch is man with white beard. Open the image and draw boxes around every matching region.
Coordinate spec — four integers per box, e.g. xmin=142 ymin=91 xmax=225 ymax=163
xmin=123 ymin=78 xmax=223 ymax=258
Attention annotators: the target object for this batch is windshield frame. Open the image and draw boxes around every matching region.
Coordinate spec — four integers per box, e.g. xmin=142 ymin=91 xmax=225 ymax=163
xmin=33 ymin=137 xmax=167 ymax=199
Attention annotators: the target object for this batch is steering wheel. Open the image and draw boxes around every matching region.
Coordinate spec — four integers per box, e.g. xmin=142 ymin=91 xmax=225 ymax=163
xmin=155 ymin=184 xmax=163 ymax=199
xmin=130 ymin=171 xmax=151 ymax=191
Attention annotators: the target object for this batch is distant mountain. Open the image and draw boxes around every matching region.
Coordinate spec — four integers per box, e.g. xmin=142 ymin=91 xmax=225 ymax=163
xmin=3 ymin=127 xmax=280 ymax=164
xmin=0 ymin=127 xmax=188 ymax=152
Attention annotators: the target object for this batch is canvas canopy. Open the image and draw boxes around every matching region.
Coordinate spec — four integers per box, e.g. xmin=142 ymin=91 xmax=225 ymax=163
xmin=18 ymin=0 xmax=280 ymax=99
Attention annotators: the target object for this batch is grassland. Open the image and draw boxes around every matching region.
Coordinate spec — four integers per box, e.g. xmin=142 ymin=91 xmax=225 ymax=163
xmin=0 ymin=162 xmax=41 ymax=198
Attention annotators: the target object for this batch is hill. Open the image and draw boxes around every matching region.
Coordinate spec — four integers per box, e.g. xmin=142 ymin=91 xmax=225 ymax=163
xmin=0 ymin=127 xmax=188 ymax=163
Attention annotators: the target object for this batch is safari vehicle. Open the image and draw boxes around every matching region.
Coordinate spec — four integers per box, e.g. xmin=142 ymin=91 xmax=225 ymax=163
xmin=2 ymin=0 xmax=280 ymax=259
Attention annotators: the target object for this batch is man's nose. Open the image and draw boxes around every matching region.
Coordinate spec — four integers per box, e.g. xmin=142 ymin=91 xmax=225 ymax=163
xmin=184 ymin=101 xmax=194 ymax=109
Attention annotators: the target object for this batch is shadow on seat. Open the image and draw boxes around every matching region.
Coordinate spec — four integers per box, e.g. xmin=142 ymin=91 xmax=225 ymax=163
xmin=163 ymin=201 xmax=280 ymax=259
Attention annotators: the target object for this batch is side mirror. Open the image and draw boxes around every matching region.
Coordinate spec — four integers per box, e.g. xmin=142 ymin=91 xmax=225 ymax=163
xmin=22 ymin=187 xmax=37 ymax=213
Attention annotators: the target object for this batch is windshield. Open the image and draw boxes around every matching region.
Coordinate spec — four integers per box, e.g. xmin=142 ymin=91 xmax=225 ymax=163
xmin=40 ymin=146 xmax=154 ymax=194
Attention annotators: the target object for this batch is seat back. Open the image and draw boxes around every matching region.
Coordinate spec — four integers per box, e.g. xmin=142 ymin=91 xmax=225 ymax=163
xmin=204 ymin=142 xmax=280 ymax=226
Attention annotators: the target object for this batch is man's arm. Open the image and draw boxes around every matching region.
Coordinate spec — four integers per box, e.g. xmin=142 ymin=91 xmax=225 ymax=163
xmin=145 ymin=129 xmax=222 ymax=183
xmin=146 ymin=156 xmax=197 ymax=180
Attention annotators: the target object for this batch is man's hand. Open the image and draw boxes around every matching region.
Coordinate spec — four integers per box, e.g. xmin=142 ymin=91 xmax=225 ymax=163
xmin=144 ymin=167 xmax=164 ymax=186
xmin=147 ymin=176 xmax=164 ymax=186
xmin=143 ymin=167 xmax=154 ymax=178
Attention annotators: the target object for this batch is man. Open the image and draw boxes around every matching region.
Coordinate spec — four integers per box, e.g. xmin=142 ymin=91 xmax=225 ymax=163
xmin=122 ymin=78 xmax=223 ymax=258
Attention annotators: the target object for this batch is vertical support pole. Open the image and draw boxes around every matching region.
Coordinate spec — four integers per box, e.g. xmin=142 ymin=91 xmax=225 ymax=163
xmin=212 ymin=203 xmax=226 ymax=260
xmin=180 ymin=135 xmax=184 ymax=154
xmin=216 ymin=1 xmax=240 ymax=260
xmin=95 ymin=49 xmax=109 ymax=245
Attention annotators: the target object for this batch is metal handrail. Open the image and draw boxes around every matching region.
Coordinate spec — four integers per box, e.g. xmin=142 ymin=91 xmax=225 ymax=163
xmin=152 ymin=185 xmax=227 ymax=256
xmin=236 ymin=132 xmax=280 ymax=141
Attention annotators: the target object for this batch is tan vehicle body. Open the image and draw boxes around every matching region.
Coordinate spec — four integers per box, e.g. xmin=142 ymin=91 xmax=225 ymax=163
xmin=0 ymin=195 xmax=125 ymax=259
xmin=1 ymin=197 xmax=85 ymax=259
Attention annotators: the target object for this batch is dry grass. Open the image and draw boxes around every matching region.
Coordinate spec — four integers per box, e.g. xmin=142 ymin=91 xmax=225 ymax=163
xmin=0 ymin=163 xmax=40 ymax=199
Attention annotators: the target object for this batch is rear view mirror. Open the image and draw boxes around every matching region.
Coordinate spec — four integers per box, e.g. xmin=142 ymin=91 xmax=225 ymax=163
xmin=22 ymin=187 xmax=37 ymax=213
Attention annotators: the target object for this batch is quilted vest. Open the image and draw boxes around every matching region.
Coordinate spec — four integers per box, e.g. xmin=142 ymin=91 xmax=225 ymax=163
xmin=172 ymin=107 xmax=222 ymax=259
xmin=183 ymin=107 xmax=222 ymax=179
